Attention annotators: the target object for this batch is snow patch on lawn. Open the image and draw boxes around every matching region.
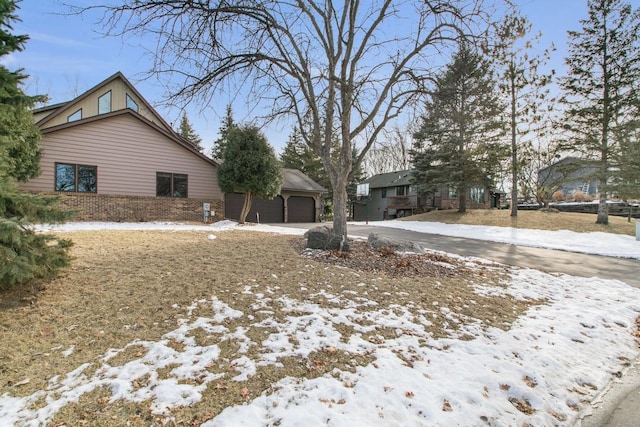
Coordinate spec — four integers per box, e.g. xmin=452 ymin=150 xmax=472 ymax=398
xmin=1 ymin=267 xmax=638 ymax=426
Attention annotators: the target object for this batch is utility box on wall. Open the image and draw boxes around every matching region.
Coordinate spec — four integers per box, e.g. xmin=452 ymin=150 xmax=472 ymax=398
xmin=203 ymin=202 xmax=211 ymax=223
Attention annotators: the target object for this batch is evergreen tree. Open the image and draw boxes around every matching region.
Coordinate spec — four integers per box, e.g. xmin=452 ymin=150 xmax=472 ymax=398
xmin=0 ymin=0 xmax=72 ymax=289
xmin=281 ymin=127 xmax=328 ymax=191
xmin=211 ymin=104 xmax=235 ymax=160
xmin=560 ymin=0 xmax=640 ymax=225
xmin=411 ymin=44 xmax=505 ymax=213
xmin=489 ymin=13 xmax=555 ymax=216
xmin=217 ymin=125 xmax=283 ymax=223
xmin=176 ymin=113 xmax=203 ymax=151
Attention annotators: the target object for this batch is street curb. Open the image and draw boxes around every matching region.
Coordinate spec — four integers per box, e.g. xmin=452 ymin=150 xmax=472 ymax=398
xmin=578 ymin=357 xmax=640 ymax=426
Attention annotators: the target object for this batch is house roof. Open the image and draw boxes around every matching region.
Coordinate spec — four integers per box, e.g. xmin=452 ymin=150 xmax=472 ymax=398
xmin=282 ymin=168 xmax=327 ymax=193
xmin=362 ymin=169 xmax=413 ymax=189
xmin=539 ymin=156 xmax=598 ymax=174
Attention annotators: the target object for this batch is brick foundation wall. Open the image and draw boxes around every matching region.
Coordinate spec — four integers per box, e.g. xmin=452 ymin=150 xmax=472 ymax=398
xmin=36 ymin=192 xmax=224 ymax=222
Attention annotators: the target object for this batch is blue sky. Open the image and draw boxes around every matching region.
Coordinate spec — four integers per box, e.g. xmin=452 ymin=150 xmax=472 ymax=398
xmin=9 ymin=0 xmax=591 ymax=156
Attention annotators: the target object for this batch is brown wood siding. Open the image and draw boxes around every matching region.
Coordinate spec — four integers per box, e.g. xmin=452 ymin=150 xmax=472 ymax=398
xmin=19 ymin=113 xmax=220 ymax=199
xmin=225 ymin=193 xmax=284 ymax=223
xmin=288 ymin=196 xmax=315 ymax=222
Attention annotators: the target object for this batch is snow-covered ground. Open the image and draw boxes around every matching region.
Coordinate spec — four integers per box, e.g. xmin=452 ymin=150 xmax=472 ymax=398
xmin=2 ymin=220 xmax=638 ymax=426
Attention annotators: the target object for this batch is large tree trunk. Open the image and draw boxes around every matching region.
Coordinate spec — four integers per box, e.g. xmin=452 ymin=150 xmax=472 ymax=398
xmin=458 ymin=188 xmax=467 ymax=213
xmin=332 ymin=182 xmax=349 ymax=239
xmin=239 ymin=192 xmax=254 ymax=224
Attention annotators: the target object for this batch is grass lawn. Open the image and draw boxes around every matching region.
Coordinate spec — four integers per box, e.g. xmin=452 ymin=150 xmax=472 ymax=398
xmin=1 ymin=214 xmax=638 ymax=425
xmin=1 ymin=230 xmax=532 ymax=425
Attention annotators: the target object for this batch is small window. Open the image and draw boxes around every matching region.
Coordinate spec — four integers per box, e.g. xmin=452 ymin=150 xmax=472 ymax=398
xmin=381 ymin=188 xmax=387 ymax=198
xmin=396 ymin=185 xmax=409 ymax=196
xmin=67 ymin=109 xmax=82 ymax=122
xmin=98 ymin=91 xmax=112 ymax=114
xmin=448 ymin=186 xmax=458 ymax=199
xmin=470 ymin=187 xmax=485 ymax=204
xmin=156 ymin=172 xmax=188 ymax=198
xmin=126 ymin=94 xmax=139 ymax=112
xmin=55 ymin=163 xmax=97 ymax=193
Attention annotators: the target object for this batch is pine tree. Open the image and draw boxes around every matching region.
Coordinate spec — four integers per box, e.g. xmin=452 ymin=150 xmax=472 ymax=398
xmin=211 ymin=104 xmax=235 ymax=160
xmin=489 ymin=13 xmax=555 ymax=217
xmin=560 ymin=0 xmax=640 ymax=225
xmin=217 ymin=125 xmax=283 ymax=223
xmin=0 ymin=0 xmax=72 ymax=289
xmin=411 ymin=44 xmax=505 ymax=213
xmin=281 ymin=127 xmax=328 ymax=190
xmin=176 ymin=113 xmax=203 ymax=151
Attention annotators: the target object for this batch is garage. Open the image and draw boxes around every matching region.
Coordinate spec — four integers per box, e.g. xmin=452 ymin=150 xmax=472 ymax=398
xmin=287 ymin=196 xmax=316 ymax=223
xmin=224 ymin=193 xmax=284 ymax=223
xmin=223 ymin=169 xmax=327 ymax=223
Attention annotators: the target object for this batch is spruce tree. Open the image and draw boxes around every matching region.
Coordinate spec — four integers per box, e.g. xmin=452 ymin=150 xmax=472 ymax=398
xmin=560 ymin=0 xmax=640 ymax=225
xmin=411 ymin=44 xmax=505 ymax=213
xmin=217 ymin=125 xmax=283 ymax=223
xmin=211 ymin=104 xmax=235 ymax=160
xmin=0 ymin=0 xmax=72 ymax=289
xmin=176 ymin=113 xmax=203 ymax=151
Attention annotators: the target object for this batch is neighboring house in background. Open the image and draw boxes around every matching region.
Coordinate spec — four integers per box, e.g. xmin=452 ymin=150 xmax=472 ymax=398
xmin=538 ymin=157 xmax=600 ymax=200
xmin=21 ymin=72 xmax=223 ymax=222
xmin=353 ymin=170 xmax=416 ymax=221
xmin=353 ymin=169 xmax=496 ymax=221
xmin=224 ymin=168 xmax=327 ymax=223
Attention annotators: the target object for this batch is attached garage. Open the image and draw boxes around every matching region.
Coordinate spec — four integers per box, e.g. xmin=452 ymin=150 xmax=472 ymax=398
xmin=224 ymin=193 xmax=284 ymax=223
xmin=223 ymin=168 xmax=327 ymax=223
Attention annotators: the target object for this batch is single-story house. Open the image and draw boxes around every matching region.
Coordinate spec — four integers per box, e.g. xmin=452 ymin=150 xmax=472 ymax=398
xmin=353 ymin=169 xmax=497 ymax=221
xmin=21 ymin=72 xmax=326 ymax=223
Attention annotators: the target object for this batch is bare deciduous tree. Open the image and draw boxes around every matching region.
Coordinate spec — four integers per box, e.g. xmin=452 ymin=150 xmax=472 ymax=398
xmin=363 ymin=124 xmax=414 ymax=176
xmin=77 ymin=0 xmax=493 ymax=239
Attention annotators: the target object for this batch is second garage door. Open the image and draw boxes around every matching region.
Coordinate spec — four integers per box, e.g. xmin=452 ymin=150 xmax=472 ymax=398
xmin=287 ymin=196 xmax=315 ymax=222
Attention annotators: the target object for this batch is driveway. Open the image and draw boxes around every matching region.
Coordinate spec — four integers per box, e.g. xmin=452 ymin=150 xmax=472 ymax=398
xmin=280 ymin=222 xmax=640 ymax=288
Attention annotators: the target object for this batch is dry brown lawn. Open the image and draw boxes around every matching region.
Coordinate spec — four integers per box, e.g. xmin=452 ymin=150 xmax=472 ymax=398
xmin=0 ymin=229 xmax=535 ymax=426
xmin=400 ymin=209 xmax=637 ymax=236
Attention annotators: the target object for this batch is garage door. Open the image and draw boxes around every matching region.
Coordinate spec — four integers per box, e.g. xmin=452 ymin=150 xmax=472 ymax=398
xmin=224 ymin=193 xmax=284 ymax=223
xmin=288 ymin=196 xmax=315 ymax=223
